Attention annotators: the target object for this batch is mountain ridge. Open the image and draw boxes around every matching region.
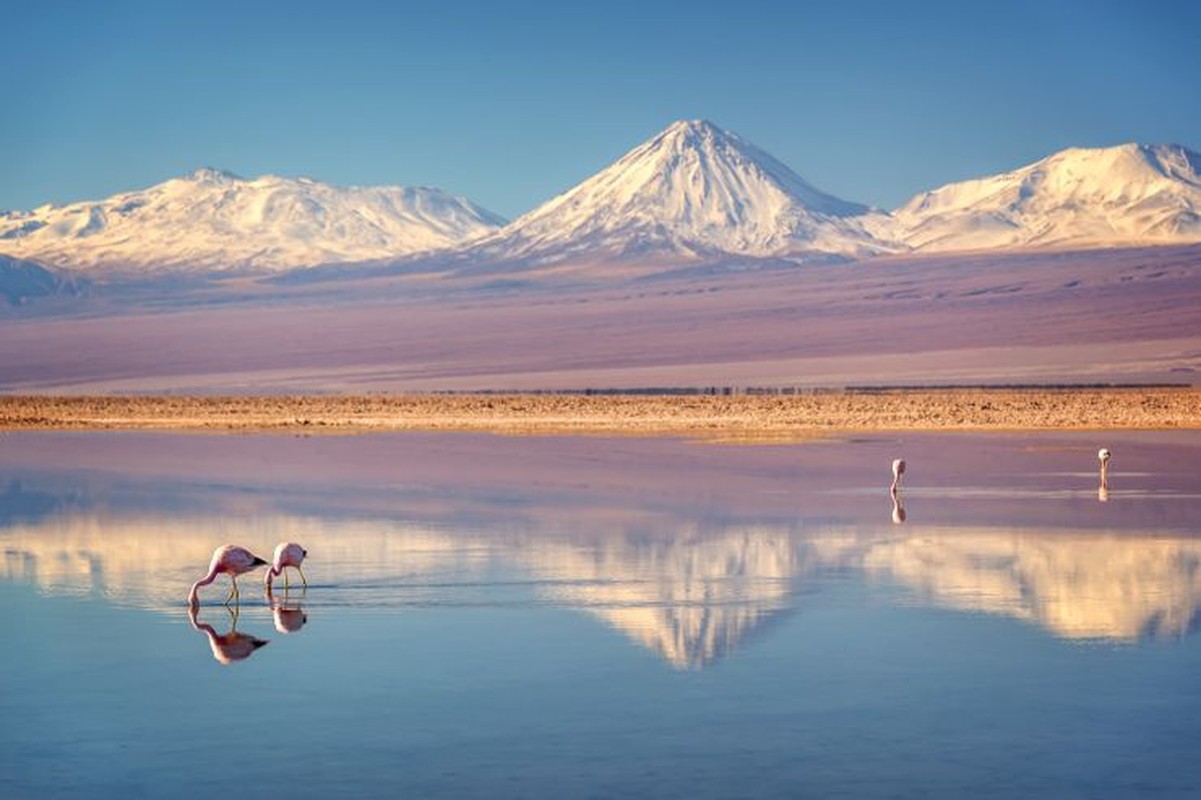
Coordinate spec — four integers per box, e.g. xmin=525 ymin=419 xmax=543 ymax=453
xmin=893 ymin=142 xmax=1201 ymax=251
xmin=0 ymin=170 xmax=505 ymax=274
xmin=3 ymin=124 xmax=1201 ymax=282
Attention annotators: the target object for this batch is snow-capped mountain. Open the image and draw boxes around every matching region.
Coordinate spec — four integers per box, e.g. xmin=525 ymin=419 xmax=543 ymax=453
xmin=5 ymin=133 xmax=1201 ymax=286
xmin=0 ymin=169 xmax=505 ymax=274
xmin=893 ymin=143 xmax=1201 ymax=252
xmin=0 ymin=254 xmax=82 ymax=305
xmin=454 ymin=119 xmax=896 ymax=267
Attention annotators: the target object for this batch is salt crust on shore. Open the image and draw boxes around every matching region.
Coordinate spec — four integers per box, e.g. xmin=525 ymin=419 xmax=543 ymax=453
xmin=3 ymin=389 xmax=1199 ymax=441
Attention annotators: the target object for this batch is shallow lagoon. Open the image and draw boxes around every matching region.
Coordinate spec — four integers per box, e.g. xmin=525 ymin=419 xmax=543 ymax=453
xmin=2 ymin=430 xmax=1201 ymax=798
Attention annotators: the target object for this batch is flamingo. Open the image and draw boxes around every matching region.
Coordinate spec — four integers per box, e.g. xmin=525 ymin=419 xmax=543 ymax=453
xmin=1098 ymin=447 xmax=1111 ymax=489
xmin=891 ymin=491 xmax=906 ymax=524
xmin=188 ymin=544 xmax=268 ymax=606
xmin=264 ymin=542 xmax=308 ymax=592
xmin=890 ymin=458 xmax=906 ymax=494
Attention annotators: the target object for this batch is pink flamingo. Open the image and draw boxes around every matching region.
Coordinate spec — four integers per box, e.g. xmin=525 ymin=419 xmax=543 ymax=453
xmin=890 ymin=458 xmax=906 ymax=494
xmin=188 ymin=544 xmax=268 ymax=606
xmin=264 ymin=542 xmax=308 ymax=592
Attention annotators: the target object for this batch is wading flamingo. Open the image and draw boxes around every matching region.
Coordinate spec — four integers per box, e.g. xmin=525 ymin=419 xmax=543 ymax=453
xmin=264 ymin=542 xmax=308 ymax=592
xmin=890 ymin=458 xmax=906 ymax=494
xmin=1098 ymin=448 xmax=1111 ymax=489
xmin=188 ymin=544 xmax=268 ymax=606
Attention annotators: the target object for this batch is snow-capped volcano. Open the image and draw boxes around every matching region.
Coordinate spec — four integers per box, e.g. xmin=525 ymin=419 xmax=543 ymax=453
xmin=894 ymin=143 xmax=1201 ymax=252
xmin=0 ymin=169 xmax=505 ymax=274
xmin=6 ymin=134 xmax=1200 ymax=286
xmin=457 ymin=119 xmax=896 ymax=267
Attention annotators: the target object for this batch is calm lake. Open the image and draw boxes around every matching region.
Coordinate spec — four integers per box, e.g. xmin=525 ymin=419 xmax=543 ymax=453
xmin=2 ymin=430 xmax=1200 ymax=798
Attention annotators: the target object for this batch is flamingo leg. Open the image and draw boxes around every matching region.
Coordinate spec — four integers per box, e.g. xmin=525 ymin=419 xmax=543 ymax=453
xmin=297 ymin=566 xmax=308 ymax=588
xmin=283 ymin=569 xmax=290 ymax=591
xmin=225 ymin=575 xmax=241 ymax=605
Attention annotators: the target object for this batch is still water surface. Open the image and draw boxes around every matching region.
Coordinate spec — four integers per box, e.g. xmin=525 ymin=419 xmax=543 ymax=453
xmin=2 ymin=430 xmax=1200 ymax=798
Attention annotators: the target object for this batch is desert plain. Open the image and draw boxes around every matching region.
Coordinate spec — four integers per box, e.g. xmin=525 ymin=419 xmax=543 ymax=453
xmin=4 ymin=246 xmax=1201 ymax=440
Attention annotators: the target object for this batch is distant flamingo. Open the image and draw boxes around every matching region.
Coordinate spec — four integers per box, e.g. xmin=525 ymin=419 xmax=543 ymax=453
xmin=188 ymin=544 xmax=268 ymax=606
xmin=264 ymin=542 xmax=308 ymax=592
xmin=1098 ymin=447 xmax=1111 ymax=489
xmin=890 ymin=458 xmax=906 ymax=494
xmin=188 ymin=604 xmax=269 ymax=664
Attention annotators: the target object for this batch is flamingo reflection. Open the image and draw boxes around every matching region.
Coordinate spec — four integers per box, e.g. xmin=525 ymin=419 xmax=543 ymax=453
xmin=269 ymin=596 xmax=309 ymax=634
xmin=187 ymin=604 xmax=269 ymax=664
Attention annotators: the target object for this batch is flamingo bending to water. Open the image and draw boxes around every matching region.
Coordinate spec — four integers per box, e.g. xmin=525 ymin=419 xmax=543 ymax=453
xmin=188 ymin=545 xmax=268 ymax=606
xmin=264 ymin=542 xmax=308 ymax=592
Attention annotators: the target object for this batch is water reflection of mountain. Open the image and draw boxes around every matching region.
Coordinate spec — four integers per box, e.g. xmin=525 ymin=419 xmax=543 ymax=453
xmin=3 ymin=511 xmax=1201 ymax=667
xmin=861 ymin=533 xmax=1201 ymax=640
xmin=517 ymin=527 xmax=804 ymax=668
xmin=0 ymin=480 xmax=76 ymax=527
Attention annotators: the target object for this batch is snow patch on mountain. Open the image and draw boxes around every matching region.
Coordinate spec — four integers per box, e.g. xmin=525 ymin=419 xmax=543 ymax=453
xmin=0 ymin=169 xmax=505 ymax=274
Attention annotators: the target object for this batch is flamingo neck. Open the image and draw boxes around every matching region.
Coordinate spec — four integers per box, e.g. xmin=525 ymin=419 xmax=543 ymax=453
xmin=191 ymin=618 xmax=217 ymax=637
xmin=188 ymin=569 xmax=218 ymax=605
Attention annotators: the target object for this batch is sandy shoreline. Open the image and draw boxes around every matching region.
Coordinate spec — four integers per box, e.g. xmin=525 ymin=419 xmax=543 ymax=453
xmin=2 ymin=389 xmax=1199 ymax=440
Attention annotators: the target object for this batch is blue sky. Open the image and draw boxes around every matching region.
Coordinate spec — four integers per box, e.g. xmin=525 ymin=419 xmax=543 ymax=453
xmin=3 ymin=0 xmax=1199 ymax=219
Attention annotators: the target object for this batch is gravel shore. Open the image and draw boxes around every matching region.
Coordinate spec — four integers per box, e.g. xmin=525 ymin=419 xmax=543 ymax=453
xmin=3 ymin=389 xmax=1199 ymax=441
